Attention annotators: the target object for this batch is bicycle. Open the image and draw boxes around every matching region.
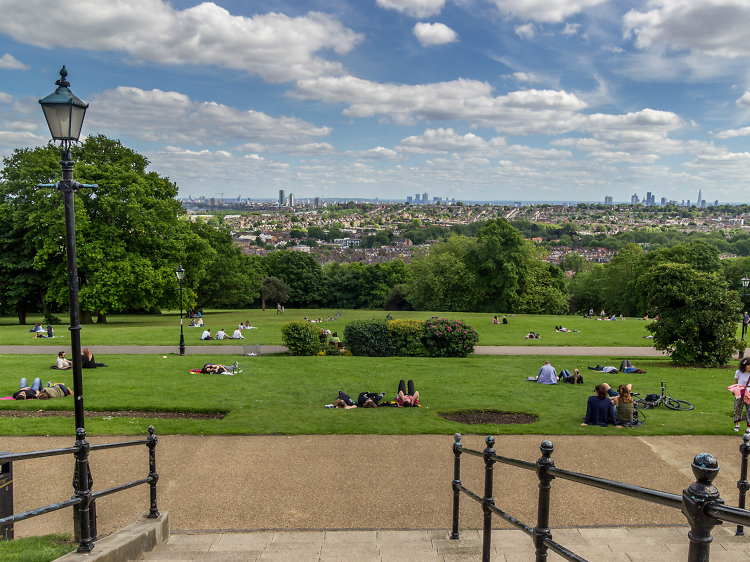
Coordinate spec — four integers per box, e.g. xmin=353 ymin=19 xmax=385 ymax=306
xmin=634 ymin=381 xmax=694 ymax=411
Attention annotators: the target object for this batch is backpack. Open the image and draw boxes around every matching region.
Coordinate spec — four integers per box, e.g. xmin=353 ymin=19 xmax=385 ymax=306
xmin=645 ymin=393 xmax=659 ymax=402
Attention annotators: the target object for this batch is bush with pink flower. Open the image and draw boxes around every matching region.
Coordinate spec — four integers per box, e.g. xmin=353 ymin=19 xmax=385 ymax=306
xmin=422 ymin=318 xmax=479 ymax=358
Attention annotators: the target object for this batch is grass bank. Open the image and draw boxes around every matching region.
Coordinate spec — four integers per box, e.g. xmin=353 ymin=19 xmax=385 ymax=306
xmin=0 ymin=353 xmax=739 ymax=436
xmin=0 ymin=310 xmax=661 ymax=347
xmin=0 ymin=533 xmax=75 ymax=562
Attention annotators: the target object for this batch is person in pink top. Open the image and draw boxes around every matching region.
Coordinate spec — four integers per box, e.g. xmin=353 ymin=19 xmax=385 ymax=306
xmin=396 ymin=379 xmax=420 ymax=407
xmin=730 ymin=358 xmax=750 ymax=433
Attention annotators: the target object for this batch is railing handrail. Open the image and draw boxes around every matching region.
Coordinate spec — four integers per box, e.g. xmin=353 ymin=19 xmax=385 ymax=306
xmin=450 ymin=434 xmax=750 ymax=562
xmin=0 ymin=437 xmax=149 ymax=464
xmin=0 ymin=426 xmax=160 ymax=553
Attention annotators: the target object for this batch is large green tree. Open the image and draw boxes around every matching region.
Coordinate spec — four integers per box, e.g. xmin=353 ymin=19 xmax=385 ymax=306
xmin=644 ymin=263 xmax=741 ymax=366
xmin=264 ymin=249 xmax=326 ymax=307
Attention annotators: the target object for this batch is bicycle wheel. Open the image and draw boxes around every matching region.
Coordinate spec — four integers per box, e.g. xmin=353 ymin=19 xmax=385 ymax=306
xmin=664 ymin=398 xmax=694 ymax=411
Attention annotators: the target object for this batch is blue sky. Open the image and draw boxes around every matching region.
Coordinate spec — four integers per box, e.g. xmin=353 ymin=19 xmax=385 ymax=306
xmin=1 ymin=0 xmax=750 ymax=203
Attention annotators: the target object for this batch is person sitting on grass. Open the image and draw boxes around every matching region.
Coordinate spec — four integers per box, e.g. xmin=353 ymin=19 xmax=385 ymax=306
xmin=81 ymin=348 xmax=108 ymax=368
xmin=492 ymin=316 xmax=499 ymax=325
xmin=614 ymin=384 xmax=634 ymax=425
xmin=201 ymin=329 xmax=213 ymax=340
xmin=232 ymin=328 xmax=245 ymax=339
xmin=46 ymin=324 xmax=53 ymax=338
xmin=329 ymin=332 xmax=341 ymax=344
xmin=56 ymin=351 xmax=72 ymax=369
xmin=39 ymin=383 xmax=72 ymax=399
xmin=200 ymin=362 xmax=240 ymax=374
xmin=395 ymin=379 xmax=420 ymax=407
xmin=13 ymin=377 xmax=42 ymax=400
xmin=502 ymin=316 xmax=508 ymax=324
xmin=216 ymin=328 xmax=228 ymax=340
xmin=582 ymin=384 xmax=622 ymax=428
xmin=536 ymin=361 xmax=558 ymax=384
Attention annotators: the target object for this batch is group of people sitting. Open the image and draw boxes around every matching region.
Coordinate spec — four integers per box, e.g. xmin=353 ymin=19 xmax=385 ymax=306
xmin=188 ymin=317 xmax=205 ymax=327
xmin=201 ymin=326 xmax=246 ymax=340
xmin=491 ymin=316 xmax=508 ymax=325
xmin=582 ymin=383 xmax=635 ymax=427
xmin=11 ymin=378 xmax=72 ymax=400
xmin=326 ymin=380 xmax=420 ymax=408
xmin=55 ymin=349 xmax=107 ymax=369
xmin=530 ymin=361 xmax=583 ymax=384
xmin=30 ymin=324 xmax=54 ymax=338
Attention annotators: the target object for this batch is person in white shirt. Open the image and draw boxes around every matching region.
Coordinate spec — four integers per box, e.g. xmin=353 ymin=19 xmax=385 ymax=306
xmin=56 ymin=351 xmax=72 ymax=369
xmin=216 ymin=329 xmax=228 ymax=340
xmin=232 ymin=329 xmax=244 ymax=339
xmin=201 ymin=329 xmax=213 ymax=340
xmin=733 ymin=358 xmax=750 ymax=432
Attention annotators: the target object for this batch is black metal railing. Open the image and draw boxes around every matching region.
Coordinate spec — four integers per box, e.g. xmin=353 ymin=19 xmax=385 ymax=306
xmin=451 ymin=433 xmax=750 ymax=562
xmin=0 ymin=425 xmax=159 ymax=553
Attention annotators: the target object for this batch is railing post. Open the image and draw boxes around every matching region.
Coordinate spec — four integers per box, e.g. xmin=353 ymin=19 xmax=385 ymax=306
xmin=147 ymin=426 xmax=160 ymax=518
xmin=737 ymin=434 xmax=750 ymax=536
xmin=482 ymin=436 xmax=496 ymax=562
xmin=681 ymin=453 xmax=723 ymax=562
xmin=0 ymin=454 xmax=12 ymax=540
xmin=451 ymin=433 xmax=462 ymax=540
xmin=73 ymin=428 xmax=94 ymax=552
xmin=534 ymin=440 xmax=555 ymax=562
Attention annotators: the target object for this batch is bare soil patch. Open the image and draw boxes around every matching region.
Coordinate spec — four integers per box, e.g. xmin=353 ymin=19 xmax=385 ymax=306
xmin=0 ymin=410 xmax=225 ymax=420
xmin=440 ymin=410 xmax=537 ymax=425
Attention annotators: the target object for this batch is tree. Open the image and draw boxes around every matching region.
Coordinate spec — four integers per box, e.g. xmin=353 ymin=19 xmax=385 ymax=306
xmin=559 ymin=252 xmax=588 ymax=274
xmin=0 ymin=136 xmax=210 ymax=323
xmin=261 ymin=276 xmax=290 ymax=311
xmin=644 ymin=263 xmax=741 ymax=366
xmin=264 ymin=250 xmax=326 ymax=307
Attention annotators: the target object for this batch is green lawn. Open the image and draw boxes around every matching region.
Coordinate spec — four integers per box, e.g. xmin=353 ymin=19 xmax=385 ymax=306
xmin=0 ymin=353 xmax=739 ymax=436
xmin=0 ymin=534 xmax=75 ymax=562
xmin=0 ymin=309 xmax=665 ymax=347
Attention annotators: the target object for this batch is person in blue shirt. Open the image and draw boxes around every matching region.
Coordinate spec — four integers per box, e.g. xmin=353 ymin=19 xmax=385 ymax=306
xmin=582 ymin=384 xmax=622 ymax=428
xmin=536 ymin=361 xmax=558 ymax=384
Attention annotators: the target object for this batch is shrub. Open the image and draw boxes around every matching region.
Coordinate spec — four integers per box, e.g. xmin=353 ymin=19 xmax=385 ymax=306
xmin=343 ymin=318 xmax=395 ymax=357
xmin=281 ymin=321 xmax=322 ymax=356
xmin=388 ymin=319 xmax=428 ymax=357
xmin=423 ymin=318 xmax=479 ymax=358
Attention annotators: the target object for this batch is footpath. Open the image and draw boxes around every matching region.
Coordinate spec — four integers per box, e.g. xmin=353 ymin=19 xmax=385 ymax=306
xmin=0 ymin=345 xmax=665 ymax=356
xmin=6 ymin=434 xmax=750 ymax=560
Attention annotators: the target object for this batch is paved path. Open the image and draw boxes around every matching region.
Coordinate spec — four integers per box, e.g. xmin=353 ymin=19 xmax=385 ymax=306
xmin=135 ymin=526 xmax=749 ymax=561
xmin=7 ymin=434 xmax=749 ymax=540
xmin=0 ymin=345 xmax=662 ymax=356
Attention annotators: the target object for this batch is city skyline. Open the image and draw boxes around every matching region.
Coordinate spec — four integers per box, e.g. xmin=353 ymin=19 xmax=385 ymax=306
xmin=1 ymin=1 xmax=750 ymax=202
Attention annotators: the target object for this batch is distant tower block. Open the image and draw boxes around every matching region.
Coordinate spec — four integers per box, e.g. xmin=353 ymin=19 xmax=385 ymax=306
xmin=279 ymin=189 xmax=285 ymax=207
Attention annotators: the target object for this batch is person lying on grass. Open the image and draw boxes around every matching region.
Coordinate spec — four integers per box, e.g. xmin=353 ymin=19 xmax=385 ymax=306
xmin=395 ymin=379 xmax=420 ymax=407
xmin=39 ymin=383 xmax=72 ymax=399
xmin=13 ymin=377 xmax=42 ymax=400
xmin=582 ymin=384 xmax=622 ymax=428
xmin=199 ymin=362 xmax=240 ymax=375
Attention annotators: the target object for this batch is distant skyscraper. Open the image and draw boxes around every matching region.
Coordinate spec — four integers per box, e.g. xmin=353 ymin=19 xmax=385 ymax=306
xmin=604 ymin=196 xmax=613 ymax=205
xmin=661 ymin=197 xmax=667 ymax=206
xmin=423 ymin=192 xmax=429 ymax=203
xmin=279 ymin=190 xmax=285 ymax=206
xmin=415 ymin=193 xmax=420 ymax=203
xmin=697 ymin=189 xmax=702 ymax=207
xmin=407 ymin=196 xmax=413 ymax=204
xmin=289 ymin=193 xmax=295 ymax=207
xmin=631 ymin=194 xmax=639 ymax=205
xmin=314 ymin=197 xmax=321 ymax=208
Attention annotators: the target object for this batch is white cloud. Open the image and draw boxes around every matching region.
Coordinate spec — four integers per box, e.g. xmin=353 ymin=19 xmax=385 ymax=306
xmin=0 ymin=53 xmax=29 ymax=70
xmin=0 ymin=92 xmax=12 ymax=104
xmin=487 ymin=0 xmax=609 ymax=23
xmin=396 ymin=128 xmax=572 ymax=161
xmin=290 ymin=76 xmax=589 ymax=134
xmin=562 ymin=23 xmax=580 ymax=35
xmin=86 ymin=87 xmax=331 ymax=146
xmin=515 ymin=23 xmax=536 ymax=39
xmin=344 ymin=147 xmax=408 ymax=161
xmin=624 ymin=0 xmax=750 ymax=58
xmin=503 ymin=72 xmax=543 ymax=83
xmin=0 ymin=0 xmax=362 ymax=82
xmin=586 ymin=151 xmax=660 ymax=163
xmin=551 ymin=137 xmax=613 ymax=151
xmin=602 ymin=45 xmax=624 ymax=53
xmin=413 ymin=22 xmax=458 ymax=46
xmin=737 ymin=91 xmax=750 ymax=107
xmin=0 ymin=130 xmax=47 ymax=148
xmin=376 ymin=0 xmax=448 ymax=18
xmin=581 ymin=108 xmax=685 ymax=152
xmin=714 ymin=127 xmax=750 ymax=139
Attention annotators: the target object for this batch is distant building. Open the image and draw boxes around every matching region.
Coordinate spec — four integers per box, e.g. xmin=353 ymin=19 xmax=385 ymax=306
xmin=631 ymin=194 xmax=639 ymax=205
xmin=414 ymin=193 xmax=421 ymax=203
xmin=407 ymin=196 xmax=413 ymax=204
xmin=661 ymin=197 xmax=667 ymax=206
xmin=604 ymin=196 xmax=613 ymax=205
xmin=433 ymin=196 xmax=441 ymax=203
xmin=289 ymin=193 xmax=295 ymax=207
xmin=314 ymin=197 xmax=321 ymax=208
xmin=279 ymin=190 xmax=285 ymax=207
xmin=422 ymin=192 xmax=429 ymax=203
xmin=210 ymin=197 xmax=216 ymax=207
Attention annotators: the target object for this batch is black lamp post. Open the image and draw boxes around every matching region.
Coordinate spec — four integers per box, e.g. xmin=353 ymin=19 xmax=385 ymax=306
xmin=176 ymin=265 xmax=186 ymax=356
xmin=742 ymin=276 xmax=749 ymax=341
xmin=39 ymin=66 xmax=97 ymax=552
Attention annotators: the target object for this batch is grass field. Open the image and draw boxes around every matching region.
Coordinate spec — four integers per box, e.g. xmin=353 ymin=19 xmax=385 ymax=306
xmin=0 ymin=534 xmax=75 ymax=562
xmin=0 ymin=309 xmax=665 ymax=347
xmin=0 ymin=353 xmax=739 ymax=437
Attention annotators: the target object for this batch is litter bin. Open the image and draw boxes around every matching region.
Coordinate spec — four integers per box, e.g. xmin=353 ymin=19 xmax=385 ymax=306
xmin=0 ymin=453 xmax=12 ymax=540
xmin=243 ymin=344 xmax=261 ymax=356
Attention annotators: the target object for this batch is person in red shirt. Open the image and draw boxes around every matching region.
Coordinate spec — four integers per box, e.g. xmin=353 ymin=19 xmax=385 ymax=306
xmin=396 ymin=379 xmax=420 ymax=407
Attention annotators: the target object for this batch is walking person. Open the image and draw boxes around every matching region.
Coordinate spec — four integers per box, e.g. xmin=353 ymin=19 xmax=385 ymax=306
xmin=742 ymin=311 xmax=749 ymax=341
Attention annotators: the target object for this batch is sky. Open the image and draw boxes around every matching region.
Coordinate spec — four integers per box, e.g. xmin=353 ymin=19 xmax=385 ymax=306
xmin=1 ymin=0 xmax=750 ymax=203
